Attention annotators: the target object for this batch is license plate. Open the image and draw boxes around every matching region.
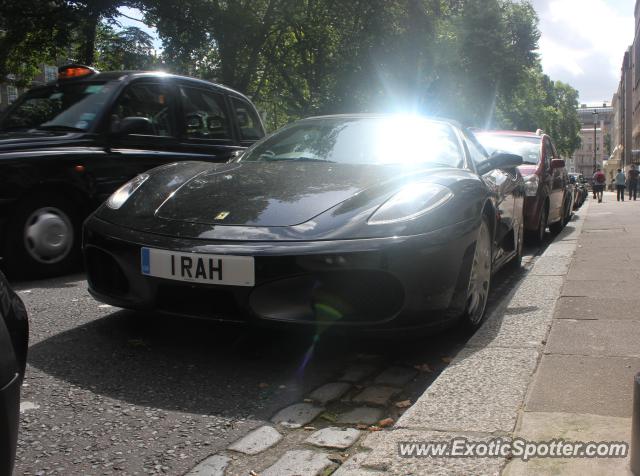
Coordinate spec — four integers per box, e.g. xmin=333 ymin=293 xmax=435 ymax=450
xmin=141 ymin=247 xmax=255 ymax=286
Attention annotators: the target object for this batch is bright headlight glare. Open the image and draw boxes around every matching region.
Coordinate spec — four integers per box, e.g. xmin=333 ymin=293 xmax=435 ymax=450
xmin=524 ymin=174 xmax=539 ymax=197
xmin=106 ymin=173 xmax=150 ymax=210
xmin=368 ymin=183 xmax=453 ymax=225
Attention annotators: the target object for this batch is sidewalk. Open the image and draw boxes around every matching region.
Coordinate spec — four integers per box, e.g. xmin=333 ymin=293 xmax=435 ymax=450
xmin=337 ymin=193 xmax=637 ymax=475
xmin=185 ymin=193 xmax=638 ymax=476
xmin=505 ymin=192 xmax=638 ymax=475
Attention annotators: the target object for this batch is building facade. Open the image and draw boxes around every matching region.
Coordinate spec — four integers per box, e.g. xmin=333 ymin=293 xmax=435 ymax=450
xmin=571 ymin=104 xmax=613 ymax=178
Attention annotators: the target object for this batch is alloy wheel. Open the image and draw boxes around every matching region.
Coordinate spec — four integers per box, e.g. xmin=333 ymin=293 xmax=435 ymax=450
xmin=466 ymin=220 xmax=492 ymax=326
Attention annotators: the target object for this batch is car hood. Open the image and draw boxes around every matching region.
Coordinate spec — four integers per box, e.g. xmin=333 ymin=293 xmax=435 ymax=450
xmin=155 ymin=162 xmax=394 ymax=227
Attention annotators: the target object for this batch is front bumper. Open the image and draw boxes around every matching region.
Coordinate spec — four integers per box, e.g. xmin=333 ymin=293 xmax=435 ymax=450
xmin=83 ymin=216 xmax=479 ymax=331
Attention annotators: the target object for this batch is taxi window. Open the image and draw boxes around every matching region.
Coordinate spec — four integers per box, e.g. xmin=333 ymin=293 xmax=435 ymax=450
xmin=231 ymin=97 xmax=263 ymax=141
xmin=110 ymin=82 xmax=175 ymax=137
xmin=179 ymin=86 xmax=232 ymax=141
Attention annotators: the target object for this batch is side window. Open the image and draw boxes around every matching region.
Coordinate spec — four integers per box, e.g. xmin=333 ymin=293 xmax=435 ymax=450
xmin=179 ymin=86 xmax=232 ymax=141
xmin=231 ymin=97 xmax=263 ymax=141
xmin=111 ymin=82 xmax=174 ymax=137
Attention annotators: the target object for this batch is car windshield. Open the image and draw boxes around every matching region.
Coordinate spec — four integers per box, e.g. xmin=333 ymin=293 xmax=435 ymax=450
xmin=0 ymin=81 xmax=117 ymax=132
xmin=240 ymin=116 xmax=463 ymax=167
xmin=476 ymin=134 xmax=541 ymax=165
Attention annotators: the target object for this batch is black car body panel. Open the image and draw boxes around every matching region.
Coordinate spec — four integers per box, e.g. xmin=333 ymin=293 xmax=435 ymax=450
xmin=0 ymin=271 xmax=28 ymax=476
xmin=0 ymin=68 xmax=265 ymax=277
xmin=84 ymin=115 xmax=524 ymax=331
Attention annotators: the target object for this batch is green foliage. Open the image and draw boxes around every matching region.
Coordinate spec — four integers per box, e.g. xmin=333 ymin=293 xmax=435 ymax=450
xmin=95 ymin=24 xmax=158 ymax=70
xmin=0 ymin=0 xmax=583 ymax=154
xmin=496 ymin=66 xmax=581 ymax=157
xmin=0 ymin=0 xmax=76 ymax=85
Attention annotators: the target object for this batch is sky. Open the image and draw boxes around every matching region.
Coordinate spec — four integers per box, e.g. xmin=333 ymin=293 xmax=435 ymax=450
xmin=117 ymin=2 xmax=637 ymax=105
xmin=531 ymin=0 xmax=635 ymax=105
xmin=116 ymin=7 xmax=162 ymax=50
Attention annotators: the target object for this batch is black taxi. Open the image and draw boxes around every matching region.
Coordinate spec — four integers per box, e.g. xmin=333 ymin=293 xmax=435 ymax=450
xmin=0 ymin=65 xmax=266 ymax=277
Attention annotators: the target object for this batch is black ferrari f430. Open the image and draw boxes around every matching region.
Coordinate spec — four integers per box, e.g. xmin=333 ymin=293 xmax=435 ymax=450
xmin=83 ymin=114 xmax=524 ymax=333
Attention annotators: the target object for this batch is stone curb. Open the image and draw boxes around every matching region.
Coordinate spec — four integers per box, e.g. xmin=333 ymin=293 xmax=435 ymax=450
xmin=341 ymin=203 xmax=588 ymax=475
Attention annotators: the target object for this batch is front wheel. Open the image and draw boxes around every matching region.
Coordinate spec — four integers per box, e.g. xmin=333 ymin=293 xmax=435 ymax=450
xmin=528 ymin=204 xmax=548 ymax=245
xmin=459 ymin=217 xmax=492 ymax=332
xmin=2 ymin=195 xmax=81 ymax=278
xmin=550 ymin=199 xmax=569 ymax=234
xmin=508 ymin=223 xmax=524 ymax=270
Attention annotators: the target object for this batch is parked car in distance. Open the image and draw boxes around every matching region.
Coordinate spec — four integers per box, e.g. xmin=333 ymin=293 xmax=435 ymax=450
xmin=476 ymin=130 xmax=572 ymax=243
xmin=0 ymin=64 xmax=265 ymax=278
xmin=569 ymin=173 xmax=587 ymax=209
xmin=83 ymin=114 xmax=524 ymax=334
xmin=0 ymin=271 xmax=28 ymax=476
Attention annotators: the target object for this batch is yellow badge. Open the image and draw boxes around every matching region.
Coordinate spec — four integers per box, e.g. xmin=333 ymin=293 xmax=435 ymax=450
xmin=215 ymin=211 xmax=230 ymax=220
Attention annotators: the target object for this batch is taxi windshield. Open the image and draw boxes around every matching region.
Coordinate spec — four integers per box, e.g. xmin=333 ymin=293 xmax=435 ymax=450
xmin=0 ymin=81 xmax=117 ymax=132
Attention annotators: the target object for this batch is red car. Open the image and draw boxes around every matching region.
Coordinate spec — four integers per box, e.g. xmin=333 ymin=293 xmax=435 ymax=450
xmin=476 ymin=130 xmax=573 ymax=243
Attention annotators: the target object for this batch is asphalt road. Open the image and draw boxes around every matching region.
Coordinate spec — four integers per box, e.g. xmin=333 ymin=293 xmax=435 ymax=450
xmin=11 ymin=242 xmax=545 ymax=476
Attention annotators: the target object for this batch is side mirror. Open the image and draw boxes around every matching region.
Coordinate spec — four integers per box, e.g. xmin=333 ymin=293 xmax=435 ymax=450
xmin=550 ymin=158 xmax=565 ymax=169
xmin=112 ymin=116 xmax=153 ymax=136
xmin=477 ymin=152 xmax=523 ymax=175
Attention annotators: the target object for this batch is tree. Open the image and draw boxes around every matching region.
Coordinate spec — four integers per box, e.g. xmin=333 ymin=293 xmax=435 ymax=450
xmin=0 ymin=0 xmax=76 ymax=85
xmin=68 ymin=0 xmax=143 ymax=65
xmin=94 ymin=24 xmax=157 ymax=70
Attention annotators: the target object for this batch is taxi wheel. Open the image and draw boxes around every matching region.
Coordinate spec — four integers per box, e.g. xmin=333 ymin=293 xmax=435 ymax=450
xmin=3 ymin=195 xmax=81 ymax=278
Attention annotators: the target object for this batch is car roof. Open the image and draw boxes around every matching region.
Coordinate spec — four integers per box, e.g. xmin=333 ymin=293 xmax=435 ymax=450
xmin=43 ymin=70 xmax=253 ymax=101
xmin=476 ymin=130 xmax=543 ymax=140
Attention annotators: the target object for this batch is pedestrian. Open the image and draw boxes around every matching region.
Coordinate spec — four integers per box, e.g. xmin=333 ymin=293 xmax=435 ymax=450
xmin=615 ymin=168 xmax=626 ymax=201
xmin=629 ymin=164 xmax=639 ymax=201
xmin=593 ymin=168 xmax=606 ymax=203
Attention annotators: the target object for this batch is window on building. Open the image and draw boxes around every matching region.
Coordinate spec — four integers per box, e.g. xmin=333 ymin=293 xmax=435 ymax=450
xmin=7 ymin=85 xmax=18 ymax=104
xmin=44 ymin=65 xmax=57 ymax=83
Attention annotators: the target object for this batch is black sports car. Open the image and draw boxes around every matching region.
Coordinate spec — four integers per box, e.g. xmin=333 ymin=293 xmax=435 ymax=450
xmin=0 ymin=271 xmax=28 ymax=476
xmin=83 ymin=115 xmax=524 ymax=332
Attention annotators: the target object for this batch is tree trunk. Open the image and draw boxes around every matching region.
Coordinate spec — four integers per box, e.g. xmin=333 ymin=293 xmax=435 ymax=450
xmin=80 ymin=11 xmax=101 ymax=65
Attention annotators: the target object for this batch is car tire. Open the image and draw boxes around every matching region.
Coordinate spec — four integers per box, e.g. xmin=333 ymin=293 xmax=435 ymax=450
xmin=459 ymin=216 xmax=492 ymax=333
xmin=550 ymin=199 xmax=569 ymax=234
xmin=2 ymin=195 xmax=81 ymax=279
xmin=529 ymin=204 xmax=548 ymax=245
xmin=508 ymin=223 xmax=524 ymax=270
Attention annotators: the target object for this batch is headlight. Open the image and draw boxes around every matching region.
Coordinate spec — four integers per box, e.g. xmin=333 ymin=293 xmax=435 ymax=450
xmin=368 ymin=183 xmax=453 ymax=225
xmin=106 ymin=173 xmax=150 ymax=210
xmin=524 ymin=175 xmax=539 ymax=196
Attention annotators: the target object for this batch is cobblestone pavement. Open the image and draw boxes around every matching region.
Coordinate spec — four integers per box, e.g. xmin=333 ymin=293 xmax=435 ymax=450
xmin=11 ymin=239 xmax=546 ymax=475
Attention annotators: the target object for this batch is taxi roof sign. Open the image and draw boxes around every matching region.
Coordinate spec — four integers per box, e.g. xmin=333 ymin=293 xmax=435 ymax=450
xmin=58 ymin=64 xmax=98 ymax=80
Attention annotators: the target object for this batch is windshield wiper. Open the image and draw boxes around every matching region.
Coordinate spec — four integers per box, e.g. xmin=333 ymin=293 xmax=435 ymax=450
xmin=36 ymin=125 xmax=85 ymax=132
